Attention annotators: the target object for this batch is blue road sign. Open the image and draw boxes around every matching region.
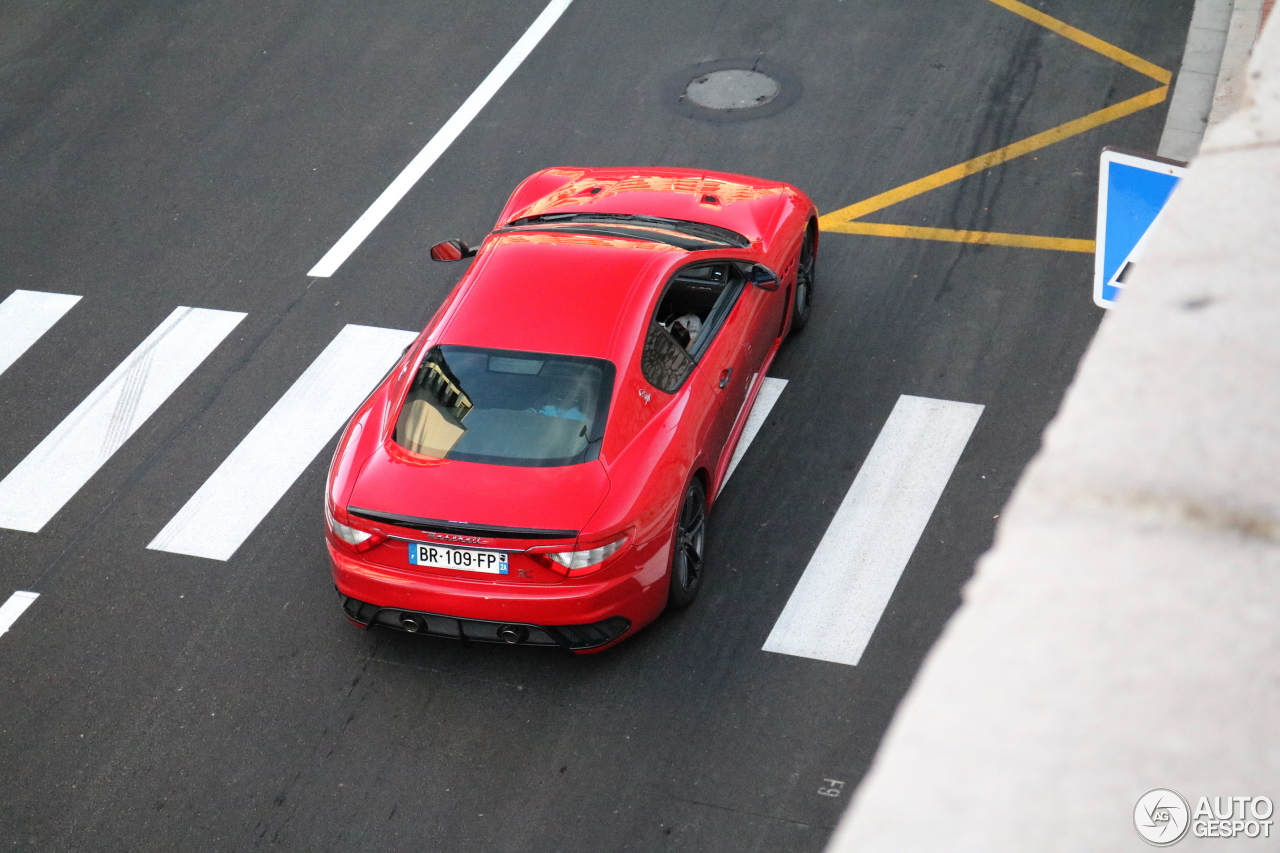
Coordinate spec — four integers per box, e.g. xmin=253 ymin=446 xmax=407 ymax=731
xmin=1094 ymin=148 xmax=1187 ymax=308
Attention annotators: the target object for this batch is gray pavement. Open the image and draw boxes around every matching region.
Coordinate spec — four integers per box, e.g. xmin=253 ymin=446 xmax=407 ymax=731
xmin=0 ymin=2 xmax=1192 ymax=850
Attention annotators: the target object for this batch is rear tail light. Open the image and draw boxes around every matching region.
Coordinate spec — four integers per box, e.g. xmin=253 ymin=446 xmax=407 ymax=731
xmin=326 ymin=504 xmax=385 ymax=552
xmin=548 ymin=534 xmax=630 ymax=575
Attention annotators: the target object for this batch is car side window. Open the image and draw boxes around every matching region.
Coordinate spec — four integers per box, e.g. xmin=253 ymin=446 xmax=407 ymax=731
xmin=641 ymin=262 xmax=746 ymax=392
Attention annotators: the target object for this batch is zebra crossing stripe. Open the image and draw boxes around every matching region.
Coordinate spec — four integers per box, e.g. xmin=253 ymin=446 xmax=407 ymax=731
xmin=0 ymin=307 xmax=245 ymax=533
xmin=0 ymin=591 xmax=39 ymax=640
xmin=148 ymin=324 xmax=418 ymax=561
xmin=763 ymin=395 xmax=983 ymax=667
xmin=721 ymin=377 xmax=788 ymax=490
xmin=0 ymin=290 xmax=82 ymax=379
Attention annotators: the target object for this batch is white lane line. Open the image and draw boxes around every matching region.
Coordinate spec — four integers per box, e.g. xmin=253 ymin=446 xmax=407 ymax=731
xmin=0 ymin=290 xmax=81 ymax=379
xmin=0 ymin=307 xmax=246 ymax=533
xmin=149 ymin=324 xmax=418 ymax=561
xmin=0 ymin=591 xmax=39 ymax=639
xmin=307 ymin=0 xmax=575 ymax=278
xmin=721 ymin=377 xmax=788 ymax=489
xmin=764 ymin=395 xmax=984 ymax=667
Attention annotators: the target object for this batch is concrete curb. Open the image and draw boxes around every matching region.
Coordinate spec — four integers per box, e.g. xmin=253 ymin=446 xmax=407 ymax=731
xmin=1160 ymin=0 xmax=1270 ymax=161
xmin=1160 ymin=0 xmax=1236 ymax=161
xmin=1208 ymin=0 xmax=1267 ymax=125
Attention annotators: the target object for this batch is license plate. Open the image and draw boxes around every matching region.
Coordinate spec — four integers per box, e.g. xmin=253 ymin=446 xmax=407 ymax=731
xmin=408 ymin=542 xmax=509 ymax=574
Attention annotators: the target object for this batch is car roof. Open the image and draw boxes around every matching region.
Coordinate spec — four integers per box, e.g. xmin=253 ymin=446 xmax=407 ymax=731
xmin=435 ymin=231 xmax=690 ymax=364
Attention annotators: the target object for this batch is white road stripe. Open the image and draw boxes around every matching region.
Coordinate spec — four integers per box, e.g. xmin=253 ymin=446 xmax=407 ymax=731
xmin=764 ymin=395 xmax=983 ymax=667
xmin=0 ymin=290 xmax=81 ymax=379
xmin=307 ymin=0 xmax=575 ymax=278
xmin=0 ymin=307 xmax=245 ymax=533
xmin=0 ymin=591 xmax=39 ymax=639
xmin=721 ymin=377 xmax=788 ymax=489
xmin=149 ymin=324 xmax=418 ymax=561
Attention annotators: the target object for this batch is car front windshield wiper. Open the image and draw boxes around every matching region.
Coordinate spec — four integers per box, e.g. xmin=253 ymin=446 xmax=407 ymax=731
xmin=495 ymin=222 xmax=725 ymax=251
xmin=508 ymin=213 xmax=751 ymax=249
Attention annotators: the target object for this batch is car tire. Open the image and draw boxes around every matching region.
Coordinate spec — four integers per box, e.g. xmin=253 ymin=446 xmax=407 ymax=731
xmin=667 ymin=477 xmax=708 ymax=609
xmin=789 ymin=226 xmax=816 ymax=334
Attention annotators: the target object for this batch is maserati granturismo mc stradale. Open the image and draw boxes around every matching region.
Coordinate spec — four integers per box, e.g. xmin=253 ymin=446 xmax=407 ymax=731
xmin=325 ymin=166 xmax=817 ymax=652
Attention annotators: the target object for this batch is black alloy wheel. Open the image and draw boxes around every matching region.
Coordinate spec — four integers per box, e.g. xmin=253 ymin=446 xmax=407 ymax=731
xmin=667 ymin=477 xmax=707 ymax=609
xmin=790 ymin=225 xmax=816 ymax=334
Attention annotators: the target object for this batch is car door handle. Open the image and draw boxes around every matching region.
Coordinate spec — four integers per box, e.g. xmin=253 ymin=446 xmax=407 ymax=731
xmin=718 ymin=367 xmax=733 ymax=389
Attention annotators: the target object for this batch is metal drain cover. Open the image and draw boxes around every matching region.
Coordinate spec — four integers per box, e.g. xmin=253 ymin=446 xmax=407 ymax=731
xmin=684 ymin=69 xmax=781 ymax=111
xmin=666 ymin=60 xmax=800 ymax=123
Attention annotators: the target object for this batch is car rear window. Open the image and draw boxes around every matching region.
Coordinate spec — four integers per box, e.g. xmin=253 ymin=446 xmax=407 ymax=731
xmin=394 ymin=346 xmax=615 ymax=467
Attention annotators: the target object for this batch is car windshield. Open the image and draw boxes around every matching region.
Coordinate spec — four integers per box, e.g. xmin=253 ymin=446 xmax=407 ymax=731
xmin=394 ymin=346 xmax=615 ymax=467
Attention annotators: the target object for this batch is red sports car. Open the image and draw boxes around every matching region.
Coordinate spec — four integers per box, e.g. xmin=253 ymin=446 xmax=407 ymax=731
xmin=325 ymin=167 xmax=817 ymax=652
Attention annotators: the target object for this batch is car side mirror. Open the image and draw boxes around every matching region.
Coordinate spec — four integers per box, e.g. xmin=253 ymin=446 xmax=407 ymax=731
xmin=430 ymin=239 xmax=477 ymax=262
xmin=750 ymin=264 xmax=779 ymax=291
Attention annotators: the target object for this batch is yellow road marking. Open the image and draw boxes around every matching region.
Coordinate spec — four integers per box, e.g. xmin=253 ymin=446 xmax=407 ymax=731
xmin=820 ymin=0 xmax=1172 ymax=252
xmin=817 ymin=87 xmax=1168 ymax=226
xmin=823 ymin=222 xmax=1095 ymax=253
xmin=986 ymin=0 xmax=1172 ymax=84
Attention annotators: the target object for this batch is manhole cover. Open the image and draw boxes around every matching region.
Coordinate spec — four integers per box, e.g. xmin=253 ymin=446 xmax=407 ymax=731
xmin=684 ymin=69 xmax=781 ymax=111
xmin=666 ymin=60 xmax=800 ymax=123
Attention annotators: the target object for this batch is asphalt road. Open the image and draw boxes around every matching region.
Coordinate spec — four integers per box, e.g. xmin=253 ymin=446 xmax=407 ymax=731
xmin=0 ymin=1 xmax=1192 ymax=850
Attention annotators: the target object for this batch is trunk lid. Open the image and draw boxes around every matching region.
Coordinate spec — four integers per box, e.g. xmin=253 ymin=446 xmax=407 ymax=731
xmin=346 ymin=442 xmax=610 ymax=585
